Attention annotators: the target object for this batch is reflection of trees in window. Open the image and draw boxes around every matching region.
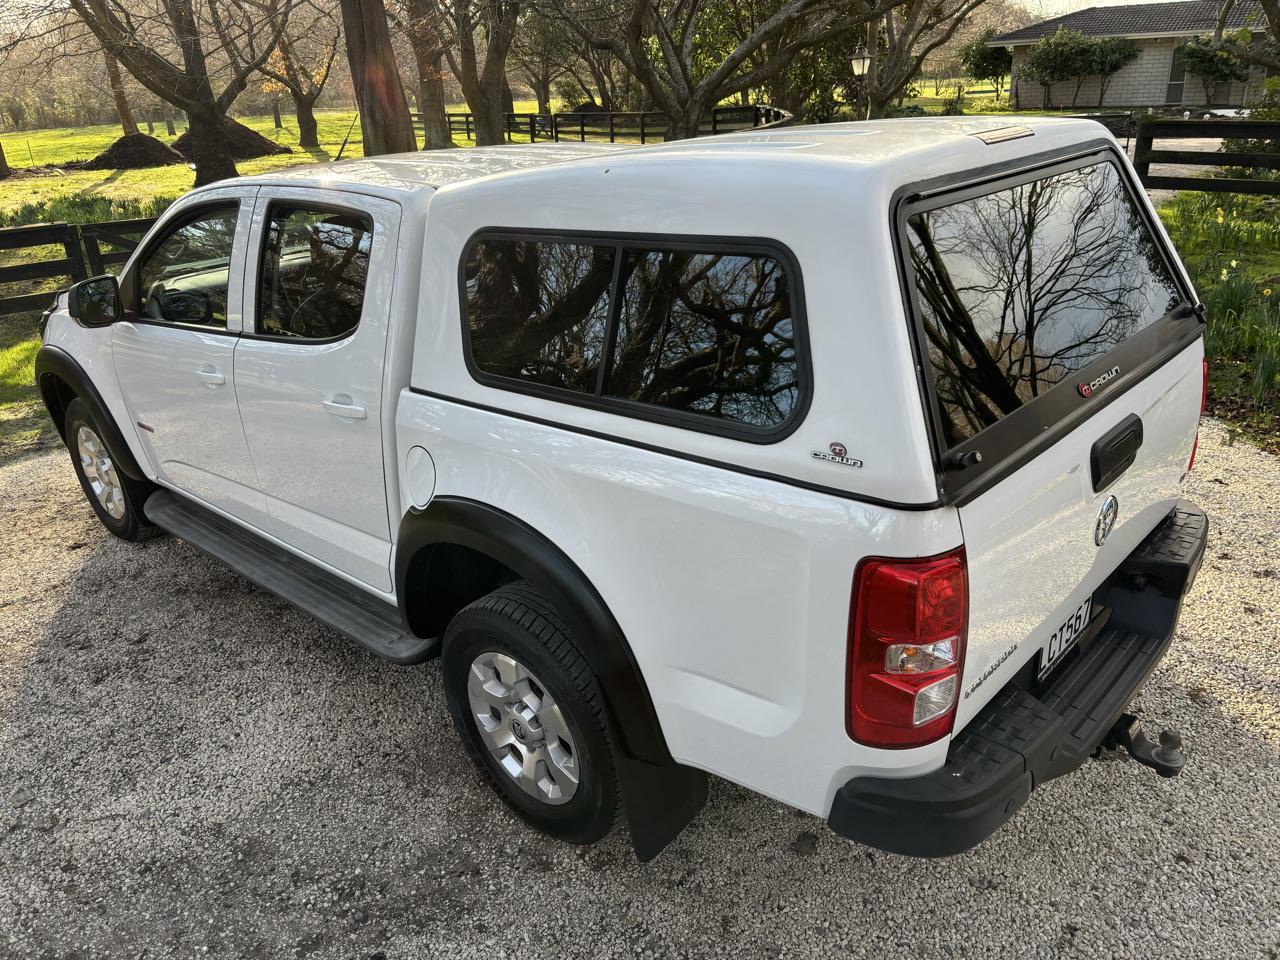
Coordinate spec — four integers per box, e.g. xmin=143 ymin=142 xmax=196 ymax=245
xmin=465 ymin=239 xmax=615 ymax=394
xmin=604 ymin=251 xmax=796 ymax=428
xmin=908 ymin=161 xmax=1181 ymax=447
xmin=260 ymin=209 xmax=372 ymax=339
xmin=139 ymin=209 xmax=239 ymax=327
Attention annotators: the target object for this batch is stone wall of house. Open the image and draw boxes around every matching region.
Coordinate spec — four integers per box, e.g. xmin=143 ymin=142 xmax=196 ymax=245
xmin=1009 ymin=36 xmax=1265 ymax=110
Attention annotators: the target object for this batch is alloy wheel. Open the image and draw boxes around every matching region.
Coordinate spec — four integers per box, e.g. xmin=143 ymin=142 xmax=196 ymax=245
xmin=76 ymin=425 xmax=125 ymax=520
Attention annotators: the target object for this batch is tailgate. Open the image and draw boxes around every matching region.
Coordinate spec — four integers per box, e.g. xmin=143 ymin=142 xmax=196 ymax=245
xmin=895 ymin=146 xmax=1204 ymax=729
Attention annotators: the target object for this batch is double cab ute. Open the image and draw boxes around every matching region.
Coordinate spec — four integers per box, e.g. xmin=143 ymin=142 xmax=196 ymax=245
xmin=36 ymin=117 xmax=1208 ymax=859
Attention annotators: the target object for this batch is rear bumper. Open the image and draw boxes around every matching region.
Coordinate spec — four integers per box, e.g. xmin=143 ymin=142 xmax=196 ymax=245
xmin=827 ymin=499 xmax=1208 ymax=857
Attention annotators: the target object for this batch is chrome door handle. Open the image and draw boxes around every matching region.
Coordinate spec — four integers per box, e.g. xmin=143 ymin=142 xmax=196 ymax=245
xmin=322 ymin=398 xmax=368 ymax=420
xmin=195 ymin=366 xmax=225 ymax=386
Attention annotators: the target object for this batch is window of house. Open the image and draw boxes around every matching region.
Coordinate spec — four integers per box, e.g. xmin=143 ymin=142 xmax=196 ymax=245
xmin=462 ymin=235 xmax=803 ymax=435
xmin=137 ymin=206 xmax=239 ymax=328
xmin=904 ymin=159 xmax=1182 ymax=449
xmin=1165 ymin=48 xmax=1186 ymax=104
xmin=258 ymin=206 xmax=373 ymax=340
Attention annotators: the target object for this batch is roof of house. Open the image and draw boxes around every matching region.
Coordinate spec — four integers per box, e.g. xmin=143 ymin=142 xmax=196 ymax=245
xmin=990 ymin=0 xmax=1264 ymax=45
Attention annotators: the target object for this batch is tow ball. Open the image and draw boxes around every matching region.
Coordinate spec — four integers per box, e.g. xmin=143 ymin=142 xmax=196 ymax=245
xmin=1098 ymin=713 xmax=1187 ymax=778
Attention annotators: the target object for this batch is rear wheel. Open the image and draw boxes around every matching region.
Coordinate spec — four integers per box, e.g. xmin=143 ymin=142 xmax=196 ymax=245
xmin=441 ymin=581 xmax=620 ymax=844
xmin=64 ymin=398 xmax=159 ymax=542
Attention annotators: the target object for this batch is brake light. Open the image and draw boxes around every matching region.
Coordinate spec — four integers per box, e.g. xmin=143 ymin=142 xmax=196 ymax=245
xmin=847 ymin=549 xmax=967 ymax=748
xmin=1187 ymin=358 xmax=1208 ymax=473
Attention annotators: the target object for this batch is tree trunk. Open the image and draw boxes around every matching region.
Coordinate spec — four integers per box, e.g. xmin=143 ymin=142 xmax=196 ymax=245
xmin=532 ymin=78 xmax=551 ymax=116
xmin=294 ymin=94 xmax=320 ymax=148
xmin=103 ymin=50 xmax=138 ymax=136
xmin=0 ymin=141 xmax=9 ymax=180
xmin=271 ymin=98 xmax=283 ymax=129
xmin=146 ymin=115 xmax=155 ymax=133
xmin=665 ymin=102 xmax=704 ymax=141
xmin=409 ymin=36 xmax=454 ymax=149
xmin=471 ymin=77 xmax=507 ymax=145
xmin=502 ymin=77 xmax=515 ymax=112
xmin=187 ymin=109 xmax=239 ymax=187
xmin=339 ymin=0 xmax=417 ymax=156
xmin=163 ymin=106 xmax=177 ymax=136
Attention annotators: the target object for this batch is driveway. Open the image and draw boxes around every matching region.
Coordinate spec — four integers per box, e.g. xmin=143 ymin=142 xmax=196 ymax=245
xmin=1 ymin=421 xmax=1276 ymax=959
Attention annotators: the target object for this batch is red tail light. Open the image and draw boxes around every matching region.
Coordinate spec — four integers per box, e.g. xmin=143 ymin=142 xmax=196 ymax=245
xmin=847 ymin=549 xmax=968 ymax=748
xmin=1187 ymin=358 xmax=1208 ymax=473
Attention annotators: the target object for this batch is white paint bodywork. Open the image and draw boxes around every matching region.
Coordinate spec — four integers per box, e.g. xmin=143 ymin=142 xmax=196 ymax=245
xmin=41 ymin=118 xmax=1202 ymax=819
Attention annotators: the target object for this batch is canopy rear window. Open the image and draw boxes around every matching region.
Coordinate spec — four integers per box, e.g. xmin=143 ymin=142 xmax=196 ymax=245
xmin=904 ymin=158 xmax=1183 ymax=450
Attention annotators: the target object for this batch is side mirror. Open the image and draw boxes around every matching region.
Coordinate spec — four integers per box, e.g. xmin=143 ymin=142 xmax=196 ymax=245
xmin=68 ymin=275 xmax=121 ymax=326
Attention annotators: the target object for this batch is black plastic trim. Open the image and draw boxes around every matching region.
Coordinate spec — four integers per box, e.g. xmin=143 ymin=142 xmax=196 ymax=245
xmin=889 ymin=142 xmax=1203 ymax=507
xmin=34 ymin=344 xmax=147 ymax=481
xmin=456 ymin=228 xmax=813 ymax=445
xmin=408 ymin=387 xmax=943 ymax=511
xmin=828 ymin=499 xmax=1208 ymax=857
xmin=395 ymin=496 xmax=708 ymax=860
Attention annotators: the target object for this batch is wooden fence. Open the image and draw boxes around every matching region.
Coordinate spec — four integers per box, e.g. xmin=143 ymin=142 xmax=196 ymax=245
xmin=423 ymin=104 xmax=791 ymax=144
xmin=1135 ymin=118 xmax=1280 ymax=196
xmin=0 ymin=217 xmax=154 ymax=319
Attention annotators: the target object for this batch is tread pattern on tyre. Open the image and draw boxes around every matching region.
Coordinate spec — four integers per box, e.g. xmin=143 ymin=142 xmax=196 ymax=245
xmin=454 ymin=581 xmax=622 ymax=834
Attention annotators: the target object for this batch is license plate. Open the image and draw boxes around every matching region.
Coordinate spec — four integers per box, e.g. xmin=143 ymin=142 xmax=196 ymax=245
xmin=1037 ymin=597 xmax=1092 ymax=681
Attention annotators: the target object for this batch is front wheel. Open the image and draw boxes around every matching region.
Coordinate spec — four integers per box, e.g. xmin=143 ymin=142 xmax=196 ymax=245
xmin=64 ymin=397 xmax=159 ymax=542
xmin=441 ymin=582 xmax=621 ymax=845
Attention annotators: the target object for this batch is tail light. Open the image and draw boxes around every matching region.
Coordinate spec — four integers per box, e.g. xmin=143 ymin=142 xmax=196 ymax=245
xmin=847 ymin=548 xmax=967 ymax=749
xmin=1187 ymin=358 xmax=1208 ymax=473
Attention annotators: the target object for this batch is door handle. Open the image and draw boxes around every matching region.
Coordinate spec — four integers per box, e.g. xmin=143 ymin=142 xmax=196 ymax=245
xmin=195 ymin=366 xmax=225 ymax=386
xmin=322 ymin=397 xmax=368 ymax=420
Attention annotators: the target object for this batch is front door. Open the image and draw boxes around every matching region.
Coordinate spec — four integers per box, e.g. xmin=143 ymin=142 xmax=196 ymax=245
xmin=112 ymin=192 xmax=271 ymax=531
xmin=232 ymin=188 xmax=400 ymax=591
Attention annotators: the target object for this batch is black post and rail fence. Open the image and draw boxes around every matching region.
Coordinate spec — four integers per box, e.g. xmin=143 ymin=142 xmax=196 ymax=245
xmin=422 ymin=104 xmax=791 ymax=145
xmin=1134 ymin=118 xmax=1280 ymax=196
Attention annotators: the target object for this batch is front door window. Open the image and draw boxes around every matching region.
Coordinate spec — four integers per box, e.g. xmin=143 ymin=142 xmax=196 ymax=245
xmin=137 ymin=207 xmax=238 ymax=328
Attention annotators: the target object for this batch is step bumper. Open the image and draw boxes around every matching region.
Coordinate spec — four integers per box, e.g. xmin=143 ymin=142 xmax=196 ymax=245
xmin=827 ymin=499 xmax=1208 ymax=858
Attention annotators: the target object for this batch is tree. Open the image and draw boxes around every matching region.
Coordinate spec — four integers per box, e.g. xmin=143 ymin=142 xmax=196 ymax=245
xmin=258 ymin=6 xmax=341 ymax=149
xmin=1018 ymin=27 xmax=1092 ymax=109
xmin=858 ymin=0 xmax=990 ymax=120
xmin=550 ymin=0 xmax=898 ymax=140
xmin=436 ymin=0 xmax=522 ymax=146
xmin=959 ymin=28 xmax=1011 ymax=100
xmin=67 ymin=0 xmax=292 ymax=185
xmin=102 ymin=49 xmax=138 ymax=135
xmin=509 ymin=11 xmax=574 ymax=113
xmin=339 ymin=0 xmax=418 ymax=155
xmin=1091 ymin=36 xmax=1136 ymax=107
xmin=1179 ymin=35 xmax=1250 ymax=105
xmin=1213 ymin=0 xmax=1280 ymax=74
xmin=0 ymin=140 xmax=9 ymax=179
xmin=389 ymin=0 xmax=456 ymax=148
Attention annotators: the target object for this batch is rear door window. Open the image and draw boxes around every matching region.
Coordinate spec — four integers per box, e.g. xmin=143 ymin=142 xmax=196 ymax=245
xmin=904 ymin=158 xmax=1183 ymax=449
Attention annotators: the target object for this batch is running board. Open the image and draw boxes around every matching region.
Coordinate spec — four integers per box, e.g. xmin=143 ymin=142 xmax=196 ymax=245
xmin=144 ymin=489 xmax=438 ymax=664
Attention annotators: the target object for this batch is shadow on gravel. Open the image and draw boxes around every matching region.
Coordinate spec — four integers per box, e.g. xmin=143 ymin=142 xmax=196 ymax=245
xmin=2 ymin=470 xmax=1277 ymax=958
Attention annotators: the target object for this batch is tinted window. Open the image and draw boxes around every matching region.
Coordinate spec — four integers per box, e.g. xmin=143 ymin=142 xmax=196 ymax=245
xmin=138 ymin=207 xmax=238 ymax=328
xmin=604 ymin=249 xmax=797 ymax=428
xmin=259 ymin=206 xmax=372 ymax=339
xmin=465 ymin=238 xmax=614 ymax=394
xmin=906 ymin=161 xmax=1181 ymax=448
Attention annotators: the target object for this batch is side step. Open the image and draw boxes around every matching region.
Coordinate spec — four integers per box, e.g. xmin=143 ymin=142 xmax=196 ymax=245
xmin=144 ymin=489 xmax=438 ymax=665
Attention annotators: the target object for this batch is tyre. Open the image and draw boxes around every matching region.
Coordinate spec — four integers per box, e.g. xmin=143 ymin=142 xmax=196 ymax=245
xmin=64 ymin=397 xmax=160 ymax=542
xmin=441 ymin=581 xmax=621 ymax=844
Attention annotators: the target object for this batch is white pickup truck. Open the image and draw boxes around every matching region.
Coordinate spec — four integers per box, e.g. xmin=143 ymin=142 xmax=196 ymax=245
xmin=36 ymin=117 xmax=1208 ymax=860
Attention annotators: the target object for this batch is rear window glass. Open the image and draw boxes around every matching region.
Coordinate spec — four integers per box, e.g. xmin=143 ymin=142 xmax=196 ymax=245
xmin=464 ymin=238 xmax=615 ymax=395
xmin=905 ymin=160 xmax=1181 ymax=448
xmin=463 ymin=235 xmax=802 ymax=434
xmin=603 ymin=249 xmax=798 ymax=428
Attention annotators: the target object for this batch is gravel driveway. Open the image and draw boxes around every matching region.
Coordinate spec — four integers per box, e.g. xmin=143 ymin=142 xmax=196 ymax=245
xmin=1 ymin=421 xmax=1277 ymax=960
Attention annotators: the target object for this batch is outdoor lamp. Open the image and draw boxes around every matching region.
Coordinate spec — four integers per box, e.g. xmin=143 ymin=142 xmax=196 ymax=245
xmin=851 ymin=49 xmax=871 ymax=77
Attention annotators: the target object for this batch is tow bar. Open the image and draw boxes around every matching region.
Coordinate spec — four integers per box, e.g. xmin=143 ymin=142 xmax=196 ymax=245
xmin=1100 ymin=713 xmax=1186 ymax=777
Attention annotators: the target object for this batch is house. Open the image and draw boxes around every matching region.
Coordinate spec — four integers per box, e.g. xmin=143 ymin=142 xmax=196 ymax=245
xmin=988 ymin=1 xmax=1271 ymax=109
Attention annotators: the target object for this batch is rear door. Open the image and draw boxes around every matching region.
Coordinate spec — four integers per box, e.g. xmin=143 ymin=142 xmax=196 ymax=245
xmin=232 ymin=188 xmax=401 ymax=592
xmin=897 ymin=149 xmax=1204 ymax=729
